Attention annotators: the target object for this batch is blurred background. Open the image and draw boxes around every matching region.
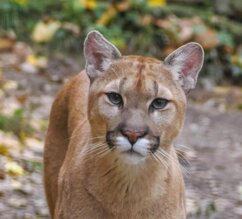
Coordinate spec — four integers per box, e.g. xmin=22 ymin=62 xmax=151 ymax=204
xmin=0 ymin=0 xmax=242 ymax=218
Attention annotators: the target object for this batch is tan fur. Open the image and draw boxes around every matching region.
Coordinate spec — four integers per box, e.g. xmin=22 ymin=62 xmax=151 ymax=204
xmin=44 ymin=56 xmax=187 ymax=219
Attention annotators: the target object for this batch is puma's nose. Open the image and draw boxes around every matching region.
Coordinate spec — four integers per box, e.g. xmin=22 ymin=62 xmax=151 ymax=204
xmin=121 ymin=130 xmax=146 ymax=145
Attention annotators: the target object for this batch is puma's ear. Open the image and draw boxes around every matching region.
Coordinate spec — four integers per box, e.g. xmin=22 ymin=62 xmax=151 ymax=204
xmin=84 ymin=31 xmax=121 ymax=81
xmin=164 ymin=42 xmax=204 ymax=90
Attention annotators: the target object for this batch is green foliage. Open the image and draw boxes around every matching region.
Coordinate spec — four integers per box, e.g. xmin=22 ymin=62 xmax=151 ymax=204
xmin=237 ymin=103 xmax=242 ymax=111
xmin=1 ymin=0 xmax=242 ymax=84
xmin=0 ymin=108 xmax=32 ymax=140
xmin=24 ymin=159 xmax=43 ymax=173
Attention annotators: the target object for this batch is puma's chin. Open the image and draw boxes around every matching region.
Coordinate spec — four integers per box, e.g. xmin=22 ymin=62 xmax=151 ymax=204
xmin=120 ymin=151 xmax=146 ymax=165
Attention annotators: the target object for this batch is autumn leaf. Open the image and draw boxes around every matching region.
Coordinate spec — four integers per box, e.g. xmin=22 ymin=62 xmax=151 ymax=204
xmin=26 ymin=55 xmax=47 ymax=69
xmin=0 ymin=144 xmax=9 ymax=157
xmin=148 ymin=0 xmax=166 ymax=7
xmin=2 ymin=81 xmax=18 ymax=91
xmin=14 ymin=0 xmax=28 ymax=6
xmin=32 ymin=21 xmax=61 ymax=43
xmin=194 ymin=28 xmax=219 ymax=49
xmin=0 ymin=36 xmax=15 ymax=51
xmin=116 ymin=1 xmax=130 ymax=12
xmin=5 ymin=161 xmax=24 ymax=176
xmin=80 ymin=0 xmax=97 ymax=10
xmin=97 ymin=6 xmax=117 ymax=26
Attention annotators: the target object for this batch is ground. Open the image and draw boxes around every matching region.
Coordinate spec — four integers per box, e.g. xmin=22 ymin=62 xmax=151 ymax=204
xmin=0 ymin=51 xmax=242 ymax=219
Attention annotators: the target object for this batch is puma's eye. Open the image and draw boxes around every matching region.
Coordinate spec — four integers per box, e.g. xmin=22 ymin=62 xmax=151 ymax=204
xmin=106 ymin=92 xmax=123 ymax=106
xmin=151 ymin=98 xmax=169 ymax=110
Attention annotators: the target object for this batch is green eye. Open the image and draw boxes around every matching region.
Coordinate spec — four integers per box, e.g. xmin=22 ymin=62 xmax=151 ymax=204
xmin=151 ymin=98 xmax=169 ymax=110
xmin=106 ymin=92 xmax=123 ymax=106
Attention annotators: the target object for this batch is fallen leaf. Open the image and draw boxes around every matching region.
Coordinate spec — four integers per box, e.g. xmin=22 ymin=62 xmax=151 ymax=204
xmin=116 ymin=1 xmax=130 ymax=11
xmin=32 ymin=20 xmax=61 ymax=43
xmin=8 ymin=197 xmax=27 ymax=208
xmin=0 ymin=37 xmax=15 ymax=51
xmin=16 ymin=94 xmax=28 ymax=105
xmin=80 ymin=0 xmax=97 ymax=10
xmin=148 ymin=0 xmax=166 ymax=7
xmin=194 ymin=28 xmax=219 ymax=49
xmin=140 ymin=15 xmax=153 ymax=26
xmin=0 ymin=144 xmax=10 ymax=157
xmin=26 ymin=55 xmax=47 ymax=69
xmin=5 ymin=161 xmax=24 ymax=176
xmin=97 ymin=5 xmax=117 ymax=26
xmin=2 ymin=81 xmax=18 ymax=91
xmin=62 ymin=22 xmax=80 ymax=35
xmin=0 ymin=169 xmax=5 ymax=180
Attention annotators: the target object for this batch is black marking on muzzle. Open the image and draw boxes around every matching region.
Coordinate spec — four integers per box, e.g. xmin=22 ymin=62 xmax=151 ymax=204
xmin=150 ymin=136 xmax=160 ymax=153
xmin=106 ymin=131 xmax=115 ymax=148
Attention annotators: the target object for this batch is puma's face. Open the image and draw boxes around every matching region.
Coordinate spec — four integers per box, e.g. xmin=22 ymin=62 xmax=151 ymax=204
xmin=89 ymin=57 xmax=186 ymax=163
xmin=84 ymin=31 xmax=204 ymax=164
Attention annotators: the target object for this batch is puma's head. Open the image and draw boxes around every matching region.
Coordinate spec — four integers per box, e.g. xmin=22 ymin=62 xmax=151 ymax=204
xmin=84 ymin=31 xmax=204 ymax=164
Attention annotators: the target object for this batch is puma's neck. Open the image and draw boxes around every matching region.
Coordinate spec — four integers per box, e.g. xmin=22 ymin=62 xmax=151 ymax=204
xmin=79 ymin=141 xmax=175 ymax=214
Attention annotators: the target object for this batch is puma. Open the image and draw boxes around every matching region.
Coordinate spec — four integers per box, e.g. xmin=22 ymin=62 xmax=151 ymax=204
xmin=44 ymin=31 xmax=204 ymax=219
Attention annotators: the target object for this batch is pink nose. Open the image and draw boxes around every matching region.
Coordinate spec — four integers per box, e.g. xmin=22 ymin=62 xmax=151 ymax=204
xmin=122 ymin=130 xmax=145 ymax=144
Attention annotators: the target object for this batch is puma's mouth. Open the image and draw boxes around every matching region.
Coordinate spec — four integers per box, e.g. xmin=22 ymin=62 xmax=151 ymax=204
xmin=106 ymin=130 xmax=162 ymax=164
xmin=109 ymin=134 xmax=150 ymax=157
xmin=106 ymin=130 xmax=160 ymax=154
xmin=120 ymin=147 xmax=146 ymax=165
xmin=122 ymin=148 xmax=144 ymax=157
